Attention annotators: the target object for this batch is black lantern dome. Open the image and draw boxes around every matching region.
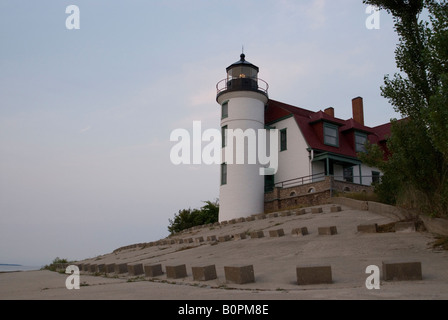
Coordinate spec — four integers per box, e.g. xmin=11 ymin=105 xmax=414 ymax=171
xmin=216 ymin=54 xmax=268 ymax=100
xmin=226 ymin=53 xmax=260 ymax=79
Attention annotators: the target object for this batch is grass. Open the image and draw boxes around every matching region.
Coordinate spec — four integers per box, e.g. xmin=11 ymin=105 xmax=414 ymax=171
xmin=430 ymin=236 xmax=448 ymax=250
xmin=335 ymin=191 xmax=380 ymax=202
xmin=127 ymin=276 xmax=146 ymax=283
xmin=377 ymin=222 xmax=395 ymax=233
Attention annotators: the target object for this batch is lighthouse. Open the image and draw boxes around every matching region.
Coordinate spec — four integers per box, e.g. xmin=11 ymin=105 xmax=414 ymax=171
xmin=216 ymin=54 xmax=269 ymax=222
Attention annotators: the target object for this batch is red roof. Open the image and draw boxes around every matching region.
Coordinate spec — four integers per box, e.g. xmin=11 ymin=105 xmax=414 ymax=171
xmin=265 ymin=99 xmax=392 ymax=159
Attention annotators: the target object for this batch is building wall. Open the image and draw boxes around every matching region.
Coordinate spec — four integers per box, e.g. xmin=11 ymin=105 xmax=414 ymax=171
xmin=272 ymin=116 xmax=310 ymax=185
xmin=264 ymin=176 xmax=374 ymax=212
xmin=264 ymin=176 xmax=332 ymax=212
xmin=312 ymin=161 xmax=381 ymax=186
xmin=218 ymin=92 xmax=268 ymax=221
xmin=312 ymin=161 xmax=325 ymax=177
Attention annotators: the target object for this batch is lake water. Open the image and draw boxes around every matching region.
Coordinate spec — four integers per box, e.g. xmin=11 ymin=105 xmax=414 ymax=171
xmin=0 ymin=265 xmax=41 ymax=272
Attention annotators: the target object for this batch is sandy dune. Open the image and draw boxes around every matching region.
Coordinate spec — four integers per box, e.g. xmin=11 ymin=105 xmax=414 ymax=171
xmin=1 ymin=204 xmax=447 ymax=300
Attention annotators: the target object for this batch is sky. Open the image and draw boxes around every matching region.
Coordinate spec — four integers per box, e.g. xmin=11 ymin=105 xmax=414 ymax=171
xmin=0 ymin=0 xmax=401 ymax=267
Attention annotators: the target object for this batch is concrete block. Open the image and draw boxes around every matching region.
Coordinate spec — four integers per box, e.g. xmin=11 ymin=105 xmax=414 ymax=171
xmin=269 ymin=229 xmax=285 ymax=237
xmin=96 ymin=264 xmax=105 ymax=273
xmin=268 ymin=213 xmax=278 ymax=218
xmin=312 ymin=207 xmax=323 ymax=214
xmin=292 ymin=227 xmax=309 ymax=237
xmin=234 ymin=232 xmax=247 ymax=240
xmin=229 ymin=219 xmax=237 ymax=224
xmin=295 ymin=209 xmax=307 ymax=215
xmin=245 ymin=216 xmax=255 ymax=222
xmin=280 ymin=211 xmax=291 ymax=217
xmin=318 ymin=226 xmax=338 ymax=235
xmin=256 ymin=214 xmax=266 ymax=220
xmin=395 ymin=221 xmax=416 ymax=233
xmin=144 ymin=264 xmax=163 ymax=277
xmin=105 ymin=263 xmax=115 ymax=273
xmin=127 ymin=263 xmax=144 ymax=276
xmin=296 ymin=265 xmax=332 ymax=285
xmin=237 ymin=217 xmax=246 ymax=223
xmin=184 ymin=238 xmax=194 ymax=243
xmin=357 ymin=224 xmax=378 ymax=233
xmin=382 ymin=261 xmax=422 ymax=281
xmin=195 ymin=237 xmax=204 ymax=244
xmin=330 ymin=205 xmax=342 ymax=212
xmin=250 ymin=231 xmax=265 ymax=239
xmin=218 ymin=235 xmax=231 ymax=242
xmin=166 ymin=264 xmax=187 ymax=279
xmin=420 ymin=215 xmax=448 ymax=236
xmin=224 ymin=265 xmax=255 ymax=284
xmin=114 ymin=263 xmax=128 ymax=274
xmin=220 ymin=220 xmax=228 ymax=225
xmin=192 ymin=265 xmax=217 ymax=281
xmin=206 ymin=235 xmax=217 ymax=242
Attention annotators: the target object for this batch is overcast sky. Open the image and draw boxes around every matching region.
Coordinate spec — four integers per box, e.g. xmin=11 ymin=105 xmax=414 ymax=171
xmin=0 ymin=0 xmax=401 ymax=266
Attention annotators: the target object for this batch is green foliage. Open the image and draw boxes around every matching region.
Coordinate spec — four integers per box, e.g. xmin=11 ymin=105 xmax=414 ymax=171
xmin=168 ymin=199 xmax=219 ymax=234
xmin=337 ymin=191 xmax=381 ymax=202
xmin=42 ymin=257 xmax=70 ymax=272
xmin=361 ymin=0 xmax=448 ymax=217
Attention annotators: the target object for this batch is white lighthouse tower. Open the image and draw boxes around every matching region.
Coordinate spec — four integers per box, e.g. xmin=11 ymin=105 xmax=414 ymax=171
xmin=216 ymin=54 xmax=269 ymax=222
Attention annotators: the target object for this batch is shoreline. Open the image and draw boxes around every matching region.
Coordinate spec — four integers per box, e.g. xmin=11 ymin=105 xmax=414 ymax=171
xmin=0 ymin=266 xmax=42 ymax=273
xmin=2 ymin=204 xmax=447 ymax=300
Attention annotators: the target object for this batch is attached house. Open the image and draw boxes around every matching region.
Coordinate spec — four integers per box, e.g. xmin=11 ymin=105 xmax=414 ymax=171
xmin=263 ymin=97 xmax=391 ymax=211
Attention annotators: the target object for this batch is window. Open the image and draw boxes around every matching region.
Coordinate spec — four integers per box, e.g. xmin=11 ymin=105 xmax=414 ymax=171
xmin=372 ymin=171 xmax=380 ymax=184
xmin=221 ymin=125 xmax=228 ymax=148
xmin=280 ymin=129 xmax=287 ymax=151
xmin=221 ymin=163 xmax=227 ymax=185
xmin=355 ymin=132 xmax=368 ymax=152
xmin=264 ymin=175 xmax=275 ymax=192
xmin=343 ymin=167 xmax=354 ymax=183
xmin=221 ymin=101 xmax=228 ymax=119
xmin=324 ymin=123 xmax=339 ymax=147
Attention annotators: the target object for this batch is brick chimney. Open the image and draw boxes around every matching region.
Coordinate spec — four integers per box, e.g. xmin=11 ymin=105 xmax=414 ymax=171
xmin=324 ymin=107 xmax=334 ymax=118
xmin=352 ymin=97 xmax=364 ymax=125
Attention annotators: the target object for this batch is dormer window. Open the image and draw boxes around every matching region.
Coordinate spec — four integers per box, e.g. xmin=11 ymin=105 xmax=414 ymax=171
xmin=324 ymin=123 xmax=339 ymax=147
xmin=355 ymin=132 xmax=368 ymax=152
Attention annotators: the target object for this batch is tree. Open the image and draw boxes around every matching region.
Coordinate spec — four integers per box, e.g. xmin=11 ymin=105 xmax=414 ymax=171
xmin=167 ymin=199 xmax=219 ymax=234
xmin=361 ymin=0 xmax=448 ymax=217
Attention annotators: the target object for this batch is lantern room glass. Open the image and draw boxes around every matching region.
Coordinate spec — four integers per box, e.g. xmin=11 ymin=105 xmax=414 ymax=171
xmin=227 ymin=66 xmax=258 ymax=81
